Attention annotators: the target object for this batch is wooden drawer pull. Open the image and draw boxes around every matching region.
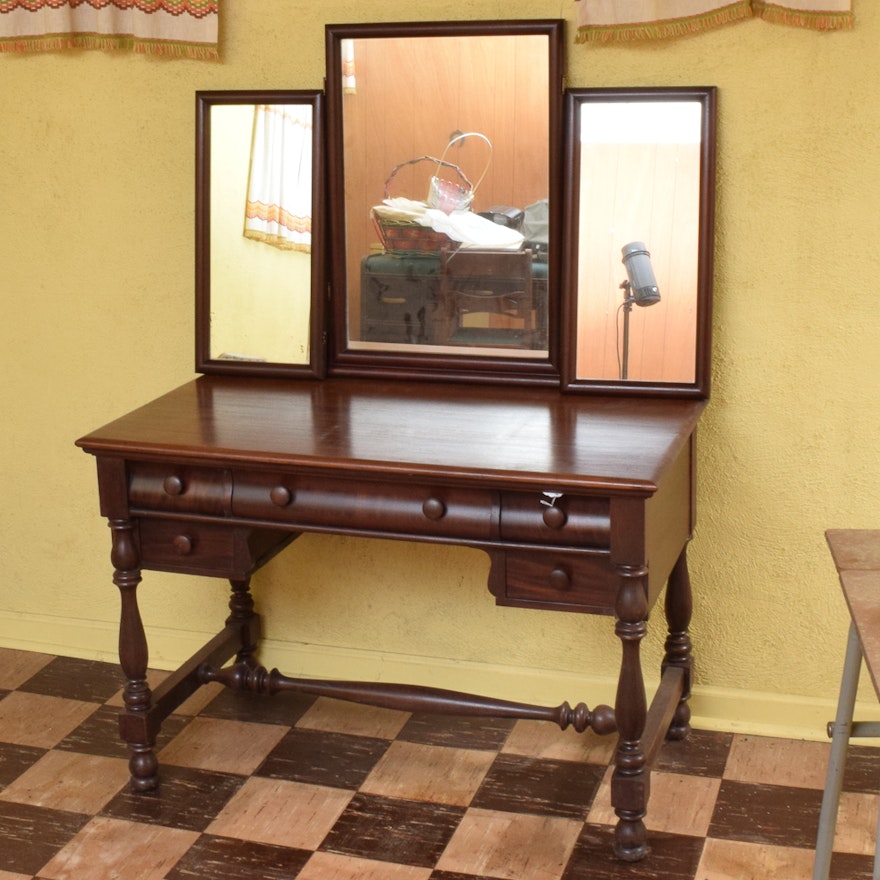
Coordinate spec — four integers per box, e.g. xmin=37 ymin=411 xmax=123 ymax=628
xmin=549 ymin=567 xmax=571 ymax=591
xmin=269 ymin=485 xmax=293 ymax=507
xmin=422 ymin=497 xmax=446 ymax=520
xmin=542 ymin=506 xmax=567 ymax=529
xmin=163 ymin=475 xmax=185 ymax=496
xmin=172 ymin=534 xmax=193 ymax=556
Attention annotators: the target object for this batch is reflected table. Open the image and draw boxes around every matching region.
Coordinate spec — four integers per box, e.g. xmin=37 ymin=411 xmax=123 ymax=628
xmin=76 ymin=375 xmax=705 ymax=861
xmin=360 ymin=252 xmax=548 ymax=347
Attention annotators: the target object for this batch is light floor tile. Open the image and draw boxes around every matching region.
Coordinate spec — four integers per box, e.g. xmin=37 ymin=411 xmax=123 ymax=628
xmin=0 ymin=692 xmax=98 ymax=749
xmin=296 ymin=697 xmax=409 ymax=740
xmin=0 ymin=649 xmax=55 ymax=690
xmin=207 ymin=776 xmax=353 ymax=850
xmin=436 ymin=807 xmax=582 ymax=880
xmin=158 ymin=716 xmax=288 ymax=775
xmin=0 ymin=872 xmax=33 ymax=880
xmin=833 ymin=790 xmax=879 ymax=855
xmin=0 ymin=750 xmax=129 ymax=814
xmin=38 ymin=816 xmax=199 ymax=880
xmin=696 ymin=837 xmax=815 ymax=880
xmin=502 ymin=719 xmax=616 ymax=764
xmin=360 ymin=740 xmax=494 ymax=806
xmin=587 ymin=768 xmax=722 ymax=838
xmin=724 ymin=734 xmax=830 ymax=789
xmin=298 ymin=852 xmax=433 ymax=879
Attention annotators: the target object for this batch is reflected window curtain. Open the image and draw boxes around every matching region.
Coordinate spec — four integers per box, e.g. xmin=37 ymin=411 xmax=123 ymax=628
xmin=575 ymin=0 xmax=853 ymax=42
xmin=0 ymin=1 xmax=219 ymax=58
xmin=342 ymin=37 xmax=357 ymax=94
xmin=244 ymin=105 xmax=313 ymax=253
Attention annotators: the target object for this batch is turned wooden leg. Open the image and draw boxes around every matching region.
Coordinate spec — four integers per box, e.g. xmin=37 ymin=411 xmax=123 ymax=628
xmin=664 ymin=547 xmax=693 ymax=741
xmin=109 ymin=518 xmax=158 ymax=791
xmin=227 ymin=578 xmax=259 ymax=668
xmin=612 ymin=563 xmax=650 ymax=862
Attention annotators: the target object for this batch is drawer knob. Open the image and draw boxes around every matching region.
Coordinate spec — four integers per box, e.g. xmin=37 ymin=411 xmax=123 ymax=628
xmin=549 ymin=567 xmax=571 ymax=592
xmin=542 ymin=506 xmax=567 ymax=529
xmin=422 ymin=497 xmax=446 ymax=520
xmin=172 ymin=534 xmax=193 ymax=556
xmin=163 ymin=475 xmax=185 ymax=496
xmin=270 ymin=486 xmax=293 ymax=507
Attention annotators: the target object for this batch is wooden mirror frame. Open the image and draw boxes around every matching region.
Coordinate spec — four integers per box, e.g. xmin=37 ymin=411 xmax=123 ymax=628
xmin=195 ymin=90 xmax=326 ymax=379
xmin=561 ymin=87 xmax=717 ymax=398
xmin=325 ymin=20 xmax=565 ymax=386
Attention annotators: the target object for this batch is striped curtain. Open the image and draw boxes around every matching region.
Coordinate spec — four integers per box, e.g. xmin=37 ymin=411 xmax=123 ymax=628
xmin=244 ymin=104 xmax=313 ymax=253
xmin=0 ymin=0 xmax=218 ymax=58
xmin=575 ymin=0 xmax=854 ymax=42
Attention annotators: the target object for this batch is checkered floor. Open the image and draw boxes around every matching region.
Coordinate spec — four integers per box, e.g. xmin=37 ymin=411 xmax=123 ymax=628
xmin=0 ymin=648 xmax=876 ymax=879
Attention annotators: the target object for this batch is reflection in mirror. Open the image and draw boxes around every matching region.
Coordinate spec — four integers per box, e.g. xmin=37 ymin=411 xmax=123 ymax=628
xmin=326 ymin=21 xmax=564 ymax=382
xmin=195 ymin=90 xmax=325 ymax=378
xmin=562 ymin=88 xmax=716 ymax=397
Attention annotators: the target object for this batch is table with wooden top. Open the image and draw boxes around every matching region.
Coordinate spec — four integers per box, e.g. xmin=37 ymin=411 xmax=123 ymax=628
xmin=814 ymin=530 xmax=880 ymax=880
xmin=76 ymin=374 xmax=706 ymax=861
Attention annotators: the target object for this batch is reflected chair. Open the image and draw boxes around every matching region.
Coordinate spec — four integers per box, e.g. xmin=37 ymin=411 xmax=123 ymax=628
xmin=438 ymin=247 xmax=542 ymax=348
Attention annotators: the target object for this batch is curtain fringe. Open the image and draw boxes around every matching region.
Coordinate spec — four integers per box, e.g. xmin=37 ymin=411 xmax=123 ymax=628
xmin=751 ymin=2 xmax=854 ymax=30
xmin=576 ymin=0 xmax=852 ymax=43
xmin=0 ymin=33 xmax=218 ymax=58
xmin=576 ymin=1 xmax=752 ymax=43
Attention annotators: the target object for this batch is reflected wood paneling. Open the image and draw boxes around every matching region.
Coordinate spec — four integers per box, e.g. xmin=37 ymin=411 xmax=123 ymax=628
xmin=576 ymin=142 xmax=700 ymax=383
xmin=342 ymin=34 xmax=550 ymax=336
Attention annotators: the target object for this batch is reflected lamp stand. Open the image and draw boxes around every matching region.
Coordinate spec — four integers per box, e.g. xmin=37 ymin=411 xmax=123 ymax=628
xmin=618 ymin=241 xmax=661 ymax=381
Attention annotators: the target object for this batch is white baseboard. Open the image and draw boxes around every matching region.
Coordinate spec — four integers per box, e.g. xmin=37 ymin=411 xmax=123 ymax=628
xmin=0 ymin=611 xmax=873 ymax=744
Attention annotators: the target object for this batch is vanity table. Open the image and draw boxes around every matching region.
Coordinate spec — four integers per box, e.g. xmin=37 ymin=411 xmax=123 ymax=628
xmin=77 ymin=373 xmax=704 ymax=861
xmin=77 ymin=19 xmax=717 ymax=863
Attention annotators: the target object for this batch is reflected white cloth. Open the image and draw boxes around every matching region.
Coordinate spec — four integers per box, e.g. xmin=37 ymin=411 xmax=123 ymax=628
xmin=375 ymin=198 xmax=524 ymax=250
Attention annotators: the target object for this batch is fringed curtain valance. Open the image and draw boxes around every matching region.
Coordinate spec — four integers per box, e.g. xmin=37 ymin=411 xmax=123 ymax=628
xmin=0 ymin=1 xmax=218 ymax=59
xmin=575 ymin=1 xmax=854 ymax=43
xmin=244 ymin=104 xmax=313 ymax=254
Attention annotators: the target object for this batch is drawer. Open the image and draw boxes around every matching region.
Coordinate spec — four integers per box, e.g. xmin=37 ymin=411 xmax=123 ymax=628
xmin=232 ymin=472 xmax=497 ymax=541
xmin=488 ymin=549 xmax=616 ymax=615
xmin=137 ymin=519 xmax=293 ymax=579
xmin=500 ymin=492 xmax=610 ymax=548
xmin=129 ymin=463 xmax=231 ymax=516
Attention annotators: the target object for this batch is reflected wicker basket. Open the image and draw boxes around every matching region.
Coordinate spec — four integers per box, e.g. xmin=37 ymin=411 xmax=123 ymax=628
xmin=370 ymin=211 xmax=454 ymax=257
xmin=370 ymin=153 xmax=475 ymax=256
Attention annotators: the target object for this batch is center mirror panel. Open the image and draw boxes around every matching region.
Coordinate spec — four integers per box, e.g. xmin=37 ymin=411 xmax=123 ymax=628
xmin=326 ymin=20 xmax=564 ymax=384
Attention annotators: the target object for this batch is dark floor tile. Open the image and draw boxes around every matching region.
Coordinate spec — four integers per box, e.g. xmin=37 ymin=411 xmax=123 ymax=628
xmin=398 ymin=714 xmax=515 ymax=751
xmin=708 ymin=779 xmax=822 ymax=848
xmin=829 ymin=850 xmax=877 ymax=880
xmin=256 ymin=727 xmax=389 ymax=789
xmin=17 ymin=655 xmax=123 ymax=703
xmin=0 ymin=740 xmax=47 ymax=788
xmin=0 ymin=800 xmax=90 ymax=875
xmin=430 ymin=872 xmax=506 ymax=880
xmin=842 ymin=744 xmax=880 ymax=794
xmin=471 ymin=753 xmax=604 ymax=819
xmin=164 ymin=834 xmax=312 ymax=879
xmin=101 ymin=764 xmax=246 ymax=831
xmin=654 ymin=728 xmax=733 ymax=778
xmin=199 ymin=686 xmax=317 ymax=726
xmin=320 ymin=792 xmax=465 ymax=868
xmin=562 ymin=824 xmax=704 ymax=879
xmin=54 ymin=704 xmax=189 ymax=759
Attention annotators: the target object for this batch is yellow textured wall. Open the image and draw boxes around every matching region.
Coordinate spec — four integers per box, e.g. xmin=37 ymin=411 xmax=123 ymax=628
xmin=2 ymin=1 xmax=879 ymax=738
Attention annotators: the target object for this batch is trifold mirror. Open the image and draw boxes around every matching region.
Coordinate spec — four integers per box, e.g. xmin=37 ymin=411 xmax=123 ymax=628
xmin=195 ymin=90 xmax=325 ymax=378
xmin=193 ymin=39 xmax=716 ymax=396
xmin=325 ymin=20 xmax=565 ymax=384
xmin=562 ymin=87 xmax=717 ymax=397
